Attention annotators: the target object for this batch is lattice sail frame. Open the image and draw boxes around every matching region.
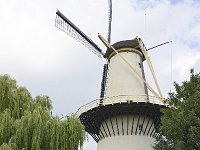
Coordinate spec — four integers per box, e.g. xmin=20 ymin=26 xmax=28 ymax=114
xmin=107 ymin=0 xmax=112 ymax=44
xmin=55 ymin=10 xmax=105 ymax=58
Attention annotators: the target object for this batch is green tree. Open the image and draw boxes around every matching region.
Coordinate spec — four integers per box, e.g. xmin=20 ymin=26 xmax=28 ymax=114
xmin=0 ymin=75 xmax=85 ymax=150
xmin=154 ymin=69 xmax=200 ymax=150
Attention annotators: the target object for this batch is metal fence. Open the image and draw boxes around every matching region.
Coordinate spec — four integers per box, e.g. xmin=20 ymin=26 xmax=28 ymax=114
xmin=76 ymin=95 xmax=165 ymax=116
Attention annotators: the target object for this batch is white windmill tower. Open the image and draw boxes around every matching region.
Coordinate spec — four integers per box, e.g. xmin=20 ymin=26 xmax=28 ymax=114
xmin=55 ymin=1 xmax=169 ymax=149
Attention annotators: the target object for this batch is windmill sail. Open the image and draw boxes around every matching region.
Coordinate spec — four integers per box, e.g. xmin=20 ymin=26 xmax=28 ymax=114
xmin=55 ymin=10 xmax=105 ymax=58
xmin=107 ymin=0 xmax=112 ymax=43
xmin=100 ymin=64 xmax=109 ymax=98
xmin=147 ymin=41 xmax=172 ymax=51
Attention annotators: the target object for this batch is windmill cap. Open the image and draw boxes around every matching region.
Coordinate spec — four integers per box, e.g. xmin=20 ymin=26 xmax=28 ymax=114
xmin=104 ymin=38 xmax=145 ymax=60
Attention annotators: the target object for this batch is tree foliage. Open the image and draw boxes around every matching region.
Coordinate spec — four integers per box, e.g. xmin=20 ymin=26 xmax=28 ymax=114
xmin=0 ymin=75 xmax=85 ymax=150
xmin=154 ymin=69 xmax=200 ymax=150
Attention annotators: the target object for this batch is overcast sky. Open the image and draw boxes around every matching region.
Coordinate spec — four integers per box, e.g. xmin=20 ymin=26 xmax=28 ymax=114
xmin=0 ymin=0 xmax=200 ymax=149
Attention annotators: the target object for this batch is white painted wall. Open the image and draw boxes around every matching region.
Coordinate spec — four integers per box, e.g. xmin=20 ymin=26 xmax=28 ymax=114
xmin=105 ymin=49 xmax=146 ymax=98
xmin=98 ymin=135 xmax=154 ymax=150
xmin=98 ymin=115 xmax=155 ymax=150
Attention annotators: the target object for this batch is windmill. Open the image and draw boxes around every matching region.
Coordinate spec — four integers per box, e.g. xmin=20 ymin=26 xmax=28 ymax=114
xmin=55 ymin=1 xmax=168 ymax=149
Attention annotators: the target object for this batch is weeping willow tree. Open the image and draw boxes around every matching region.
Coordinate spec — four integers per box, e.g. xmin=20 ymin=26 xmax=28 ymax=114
xmin=0 ymin=75 xmax=85 ymax=150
